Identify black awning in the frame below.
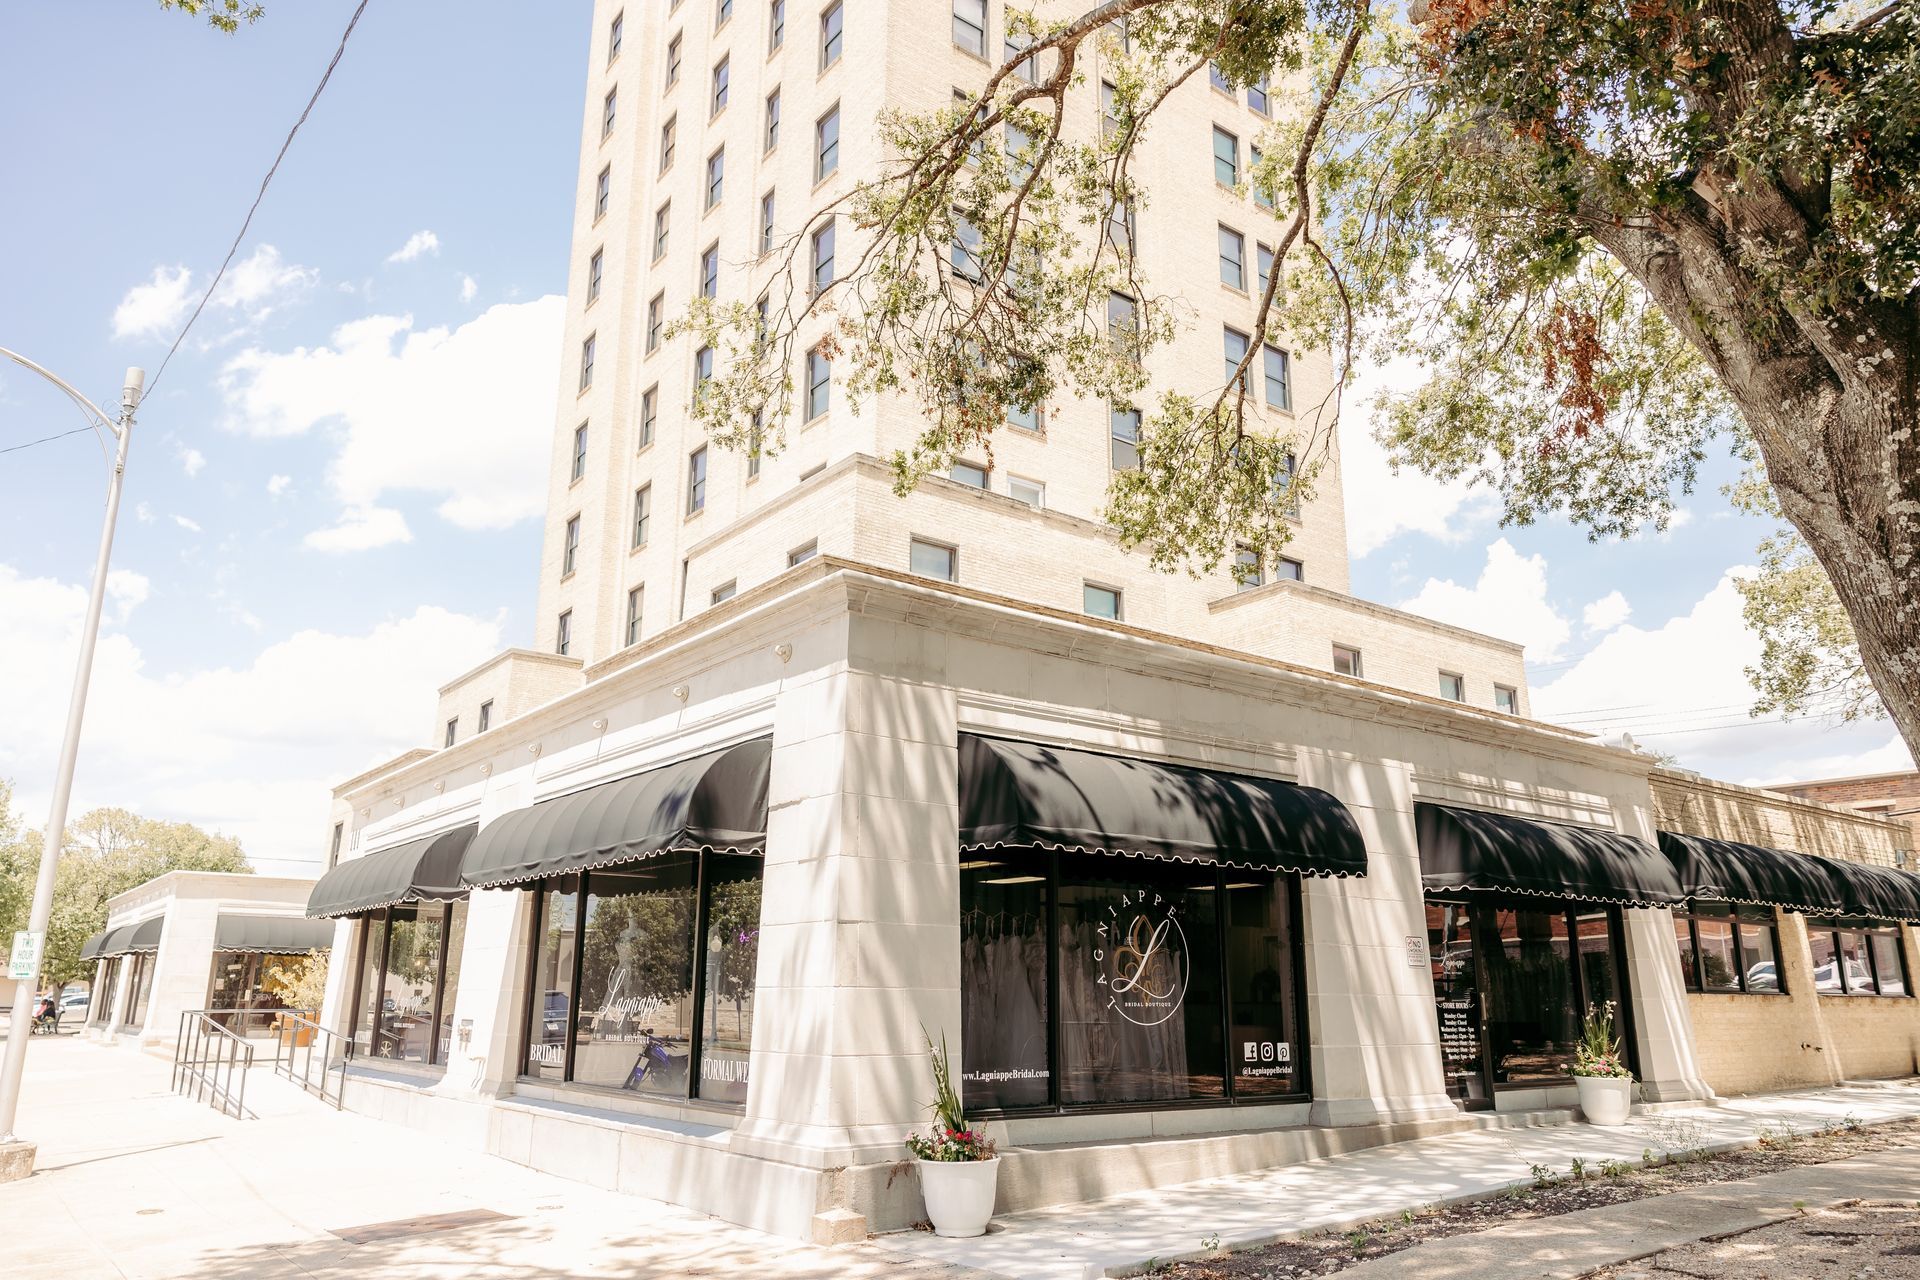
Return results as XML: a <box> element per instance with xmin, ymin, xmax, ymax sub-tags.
<box><xmin>96</xmin><ymin>925</ymin><xmax>136</xmax><ymax>957</ymax></box>
<box><xmin>957</xmin><ymin>734</ymin><xmax>1368</xmax><ymax>878</ymax></box>
<box><xmin>79</xmin><ymin>930</ymin><xmax>109</xmax><ymax>961</ymax></box>
<box><xmin>1416</xmin><ymin>802</ymin><xmax>1683</xmax><ymax>907</ymax></box>
<box><xmin>214</xmin><ymin>914</ymin><xmax>337</xmax><ymax>954</ymax></box>
<box><xmin>460</xmin><ymin>738</ymin><xmax>772</xmax><ymax>890</ymax></box>
<box><xmin>1657</xmin><ymin>831</ymin><xmax>1850</xmax><ymax>916</ymax></box>
<box><xmin>306</xmin><ymin>823</ymin><xmax>478</xmax><ymax>919</ymax></box>
<box><xmin>1829</xmin><ymin>859</ymin><xmax>1920</xmax><ymax>923</ymax></box>
<box><xmin>124</xmin><ymin>917</ymin><xmax>165</xmax><ymax>954</ymax></box>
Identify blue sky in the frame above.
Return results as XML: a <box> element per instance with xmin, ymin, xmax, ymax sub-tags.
<box><xmin>0</xmin><ymin>3</ymin><xmax>1909</xmax><ymax>874</ymax></box>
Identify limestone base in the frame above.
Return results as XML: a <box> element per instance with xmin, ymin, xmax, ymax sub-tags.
<box><xmin>0</xmin><ymin>1139</ymin><xmax>36</xmax><ymax>1182</ymax></box>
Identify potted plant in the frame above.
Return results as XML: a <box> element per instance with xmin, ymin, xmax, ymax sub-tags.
<box><xmin>906</xmin><ymin>1031</ymin><xmax>999</xmax><ymax>1238</ymax></box>
<box><xmin>1568</xmin><ymin>1000</ymin><xmax>1633</xmax><ymax>1125</ymax></box>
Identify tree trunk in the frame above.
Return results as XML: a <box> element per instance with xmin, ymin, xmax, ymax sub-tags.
<box><xmin>1592</xmin><ymin>210</ymin><xmax>1920</xmax><ymax>764</ymax></box>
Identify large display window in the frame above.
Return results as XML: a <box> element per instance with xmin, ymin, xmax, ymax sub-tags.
<box><xmin>959</xmin><ymin>848</ymin><xmax>1306</xmax><ymax>1116</ymax></box>
<box><xmin>1807</xmin><ymin>918</ymin><xmax>1912</xmax><ymax>996</ymax></box>
<box><xmin>348</xmin><ymin>899</ymin><xmax>468</xmax><ymax>1066</ymax></box>
<box><xmin>1672</xmin><ymin>902</ymin><xmax>1783</xmax><ymax>993</ymax></box>
<box><xmin>519</xmin><ymin>850</ymin><xmax>762</xmax><ymax>1106</ymax></box>
<box><xmin>1425</xmin><ymin>897</ymin><xmax>1631</xmax><ymax>1108</ymax></box>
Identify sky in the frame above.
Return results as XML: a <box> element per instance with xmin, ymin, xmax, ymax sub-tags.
<box><xmin>0</xmin><ymin>3</ymin><xmax>1910</xmax><ymax>876</ymax></box>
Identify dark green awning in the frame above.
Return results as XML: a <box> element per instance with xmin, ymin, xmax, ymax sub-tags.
<box><xmin>214</xmin><ymin>914</ymin><xmax>337</xmax><ymax>954</ymax></box>
<box><xmin>119</xmin><ymin>917</ymin><xmax>165</xmax><ymax>954</ymax></box>
<box><xmin>958</xmin><ymin>734</ymin><xmax>1369</xmax><ymax>878</ymax></box>
<box><xmin>1657</xmin><ymin>831</ymin><xmax>1849</xmax><ymax>916</ymax></box>
<box><xmin>79</xmin><ymin>930</ymin><xmax>109</xmax><ymax>961</ymax></box>
<box><xmin>95</xmin><ymin>924</ymin><xmax>137</xmax><ymax>957</ymax></box>
<box><xmin>306</xmin><ymin>823</ymin><xmax>478</xmax><ymax>918</ymax></box>
<box><xmin>460</xmin><ymin>738</ymin><xmax>772</xmax><ymax>890</ymax></box>
<box><xmin>1828</xmin><ymin>858</ymin><xmax>1920</xmax><ymax>923</ymax></box>
<box><xmin>1417</xmin><ymin>802</ymin><xmax>1683</xmax><ymax>907</ymax></box>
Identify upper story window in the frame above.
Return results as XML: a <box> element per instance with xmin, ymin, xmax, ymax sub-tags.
<box><xmin>712</xmin><ymin>56</ymin><xmax>730</xmax><ymax>116</ymax></box>
<box><xmin>820</xmin><ymin>0</ymin><xmax>843</xmax><ymax>69</ymax></box>
<box><xmin>587</xmin><ymin>249</ymin><xmax>604</xmax><ymax>304</ymax></box>
<box><xmin>949</xmin><ymin>461</ymin><xmax>988</xmax><ymax>489</ymax></box>
<box><xmin>609</xmin><ymin>10</ymin><xmax>623</xmax><ymax>61</ymax></box>
<box><xmin>571</xmin><ymin>423</ymin><xmax>589</xmax><ymax>481</ymax></box>
<box><xmin>329</xmin><ymin>821</ymin><xmax>344</xmax><ymax>870</ymax></box>
<box><xmin>1233</xmin><ymin>546</ymin><xmax>1262</xmax><ymax>590</ymax></box>
<box><xmin>1218</xmin><ymin>225</ymin><xmax>1245</xmax><ymax>290</ymax></box>
<box><xmin>1674</xmin><ymin>903</ymin><xmax>1783</xmax><ymax>994</ymax></box>
<box><xmin>1332</xmin><ymin>644</ymin><xmax>1362</xmax><ymax>678</ymax></box>
<box><xmin>760</xmin><ymin>191</ymin><xmax>777</xmax><ymax>255</ymax></box>
<box><xmin>647</xmin><ymin>292</ymin><xmax>665</xmax><ymax>352</ymax></box>
<box><xmin>711</xmin><ymin>579</ymin><xmax>738</xmax><ymax>605</ymax></box>
<box><xmin>579</xmin><ymin>333</ymin><xmax>596</xmax><ymax>391</ymax></box>
<box><xmin>910</xmin><ymin>537</ymin><xmax>956</xmax><ymax>582</ymax></box>
<box><xmin>445</xmin><ymin>717</ymin><xmax>458</xmax><ymax>748</ymax></box>
<box><xmin>1105</xmin><ymin>197</ymin><xmax>1135</xmax><ymax>256</ymax></box>
<box><xmin>1275</xmin><ymin>556</ymin><xmax>1303</xmax><ymax>580</ymax></box>
<box><xmin>717</xmin><ymin>0</ymin><xmax>733</xmax><ymax>29</ymax></box>
<box><xmin>764</xmin><ymin>88</ymin><xmax>781</xmax><ymax>151</ymax></box>
<box><xmin>788</xmin><ymin>540</ymin><xmax>819</xmax><ymax>566</ymax></box>
<box><xmin>688</xmin><ymin>447</ymin><xmax>709</xmax><ymax>514</ymax></box>
<box><xmin>1106</xmin><ymin>291</ymin><xmax>1138</xmax><ymax>355</ymax></box>
<box><xmin>595</xmin><ymin>165</ymin><xmax>611</xmax><ymax>219</ymax></box>
<box><xmin>1083</xmin><ymin>583</ymin><xmax>1122</xmax><ymax>620</ymax></box>
<box><xmin>1008</xmin><ymin>475</ymin><xmax>1044</xmax><ymax>508</ymax></box>
<box><xmin>603</xmin><ymin>87</ymin><xmax>618</xmax><ymax>138</ymax></box>
<box><xmin>953</xmin><ymin>0</ymin><xmax>985</xmax><ymax>55</ymax></box>
<box><xmin>700</xmin><ymin>244</ymin><xmax>720</xmax><ymax>298</ymax></box>
<box><xmin>815</xmin><ymin>105</ymin><xmax>840</xmax><ymax>180</ymax></box>
<box><xmin>1263</xmin><ymin>345</ymin><xmax>1292</xmax><ymax>410</ymax></box>
<box><xmin>706</xmin><ymin>147</ymin><xmax>726</xmax><ymax>208</ymax></box>
<box><xmin>805</xmin><ymin>346</ymin><xmax>831</xmax><ymax>420</ymax></box>
<box><xmin>667</xmin><ymin>33</ymin><xmax>683</xmax><ymax>85</ymax></box>
<box><xmin>950</xmin><ymin>213</ymin><xmax>983</xmax><ymax>282</ymax></box>
<box><xmin>625</xmin><ymin>586</ymin><xmax>644</xmax><ymax>646</ymax></box>
<box><xmin>1006</xmin><ymin>32</ymin><xmax>1038</xmax><ymax>83</ymax></box>
<box><xmin>563</xmin><ymin>515</ymin><xmax>581</xmax><ymax>576</ymax></box>
<box><xmin>1495</xmin><ymin>684</ymin><xmax>1519</xmax><ymax>714</ymax></box>
<box><xmin>556</xmin><ymin>609</ymin><xmax>573</xmax><ymax>657</ymax></box>
<box><xmin>653</xmin><ymin>201</ymin><xmax>671</xmax><ymax>260</ymax></box>
<box><xmin>1100</xmin><ymin>80</ymin><xmax>1121</xmax><ymax>141</ymax></box>
<box><xmin>1110</xmin><ymin>403</ymin><xmax>1140</xmax><ymax>470</ymax></box>
<box><xmin>810</xmin><ymin>218</ymin><xmax>836</xmax><ymax>292</ymax></box>
<box><xmin>1248</xmin><ymin>75</ymin><xmax>1270</xmax><ymax>115</ymax></box>
<box><xmin>478</xmin><ymin>700</ymin><xmax>492</xmax><ymax>733</ymax></box>
<box><xmin>660</xmin><ymin>116</ymin><xmax>677</xmax><ymax>172</ymax></box>
<box><xmin>1438</xmin><ymin>671</ymin><xmax>1465</xmax><ymax>701</ymax></box>
<box><xmin>694</xmin><ymin>345</ymin><xmax>715</xmax><ymax>402</ymax></box>
<box><xmin>1005</xmin><ymin>400</ymin><xmax>1041</xmax><ymax>433</ymax></box>
<box><xmin>633</xmin><ymin>483</ymin><xmax>653</xmax><ymax>547</ymax></box>
<box><xmin>1208</xmin><ymin>61</ymin><xmax>1230</xmax><ymax>93</ymax></box>
<box><xmin>640</xmin><ymin>385</ymin><xmax>658</xmax><ymax>447</ymax></box>
<box><xmin>1223</xmin><ymin>327</ymin><xmax>1250</xmax><ymax>391</ymax></box>
<box><xmin>769</xmin><ymin>0</ymin><xmax>785</xmax><ymax>48</ymax></box>
<box><xmin>1251</xmin><ymin>143</ymin><xmax>1273</xmax><ymax>208</ymax></box>
<box><xmin>1257</xmin><ymin>242</ymin><xmax>1274</xmax><ymax>296</ymax></box>
<box><xmin>1213</xmin><ymin>126</ymin><xmax>1239</xmax><ymax>186</ymax></box>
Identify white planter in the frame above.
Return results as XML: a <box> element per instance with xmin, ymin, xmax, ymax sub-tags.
<box><xmin>919</xmin><ymin>1156</ymin><xmax>1000</xmax><ymax>1237</ymax></box>
<box><xmin>1574</xmin><ymin>1074</ymin><xmax>1633</xmax><ymax>1126</ymax></box>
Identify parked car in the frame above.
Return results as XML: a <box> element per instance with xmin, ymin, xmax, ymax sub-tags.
<box><xmin>59</xmin><ymin>991</ymin><xmax>90</xmax><ymax>1013</ymax></box>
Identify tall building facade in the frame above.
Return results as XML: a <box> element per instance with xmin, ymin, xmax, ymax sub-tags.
<box><xmin>512</xmin><ymin>0</ymin><xmax>1527</xmax><ymax>713</ymax></box>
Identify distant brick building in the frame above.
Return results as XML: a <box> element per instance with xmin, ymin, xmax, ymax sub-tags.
<box><xmin>1772</xmin><ymin>771</ymin><xmax>1920</xmax><ymax>863</ymax></box>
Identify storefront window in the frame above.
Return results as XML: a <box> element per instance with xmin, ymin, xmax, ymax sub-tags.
<box><xmin>699</xmin><ymin>853</ymin><xmax>762</xmax><ymax>1104</ymax></box>
<box><xmin>521</xmin><ymin>852</ymin><xmax>763</xmax><ymax>1105</ymax></box>
<box><xmin>91</xmin><ymin>959</ymin><xmax>119</xmax><ymax>1024</ymax></box>
<box><xmin>526</xmin><ymin>878</ymin><xmax>580</xmax><ymax>1082</ymax></box>
<box><xmin>959</xmin><ymin>849</ymin><xmax>1304</xmax><ymax>1115</ymax></box>
<box><xmin>1806</xmin><ymin>918</ymin><xmax>1909</xmax><ymax>996</ymax></box>
<box><xmin>350</xmin><ymin>900</ymin><xmax>468</xmax><ymax>1066</ymax></box>
<box><xmin>1672</xmin><ymin>903</ymin><xmax>1784</xmax><ymax>994</ymax></box>
<box><xmin>1480</xmin><ymin>907</ymin><xmax>1579</xmax><ymax>1083</ymax></box>
<box><xmin>1427</xmin><ymin>903</ymin><xmax>1488</xmax><ymax>1108</ymax></box>
<box><xmin>127</xmin><ymin>953</ymin><xmax>157</xmax><ymax>1028</ymax></box>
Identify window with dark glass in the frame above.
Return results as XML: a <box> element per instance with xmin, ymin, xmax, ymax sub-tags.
<box><xmin>1110</xmin><ymin>403</ymin><xmax>1140</xmax><ymax>470</ymax></box>
<box><xmin>595</xmin><ymin>164</ymin><xmax>611</xmax><ymax>219</ymax></box>
<box><xmin>764</xmin><ymin>88</ymin><xmax>781</xmax><ymax>151</ymax></box>
<box><xmin>711</xmin><ymin>56</ymin><xmax>730</xmax><ymax>116</ymax></box>
<box><xmin>815</xmin><ymin>104</ymin><xmax>840</xmax><ymax>178</ymax></box>
<box><xmin>520</xmin><ymin>852</ymin><xmax>762</xmax><ymax>1104</ymax></box>
<box><xmin>1263</xmin><ymin>345</ymin><xmax>1291</xmax><ymax>410</ymax></box>
<box><xmin>579</xmin><ymin>334</ymin><xmax>596</xmax><ymax>391</ymax></box>
<box><xmin>1806</xmin><ymin>918</ymin><xmax>1910</xmax><ymax>996</ymax></box>
<box><xmin>1218</xmin><ymin>225</ymin><xmax>1245</xmax><ymax>290</ymax></box>
<box><xmin>1332</xmin><ymin>644</ymin><xmax>1361</xmax><ymax>677</ymax></box>
<box><xmin>819</xmin><ymin>1</ymin><xmax>842</xmax><ymax>69</ymax></box>
<box><xmin>445</xmin><ymin>717</ymin><xmax>458</xmax><ymax>748</ymax></box>
<box><xmin>1213</xmin><ymin>126</ymin><xmax>1238</xmax><ymax>185</ymax></box>
<box><xmin>1674</xmin><ymin>902</ymin><xmax>1783</xmax><ymax>993</ymax></box>
<box><xmin>478</xmin><ymin>700</ymin><xmax>492</xmax><ymax>733</ymax></box>
<box><xmin>953</xmin><ymin>0</ymin><xmax>985</xmax><ymax>52</ymax></box>
<box><xmin>572</xmin><ymin>422</ymin><xmax>589</xmax><ymax>480</ymax></box>
<box><xmin>1083</xmin><ymin>583</ymin><xmax>1121</xmax><ymax>620</ymax></box>
<box><xmin>603</xmin><ymin>86</ymin><xmax>618</xmax><ymax>137</ymax></box>
<box><xmin>960</xmin><ymin>851</ymin><xmax>1306</xmax><ymax>1114</ymax></box>
<box><xmin>667</xmin><ymin>32</ymin><xmax>683</xmax><ymax>85</ymax></box>
<box><xmin>556</xmin><ymin>609</ymin><xmax>572</xmax><ymax>656</ymax></box>
<box><xmin>706</xmin><ymin>147</ymin><xmax>725</xmax><ymax>208</ymax></box>
<box><xmin>769</xmin><ymin>0</ymin><xmax>785</xmax><ymax>47</ymax></box>
<box><xmin>1248</xmin><ymin>75</ymin><xmax>1269</xmax><ymax>115</ymax></box>
<box><xmin>587</xmin><ymin>249</ymin><xmax>604</xmax><ymax>304</ymax></box>
<box><xmin>609</xmin><ymin>10</ymin><xmax>623</xmax><ymax>60</ymax></box>
<box><xmin>349</xmin><ymin>900</ymin><xmax>469</xmax><ymax>1067</ymax></box>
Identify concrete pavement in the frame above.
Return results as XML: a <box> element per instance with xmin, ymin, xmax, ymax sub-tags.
<box><xmin>0</xmin><ymin>1036</ymin><xmax>981</xmax><ymax>1280</ymax></box>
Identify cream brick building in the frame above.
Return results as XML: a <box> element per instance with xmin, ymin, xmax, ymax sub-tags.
<box><xmin>304</xmin><ymin>0</ymin><xmax>1920</xmax><ymax>1245</ymax></box>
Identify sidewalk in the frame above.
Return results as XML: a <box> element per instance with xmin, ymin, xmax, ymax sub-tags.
<box><xmin>874</xmin><ymin>1080</ymin><xmax>1920</xmax><ymax>1279</ymax></box>
<box><xmin>0</xmin><ymin>1037</ymin><xmax>981</xmax><ymax>1280</ymax></box>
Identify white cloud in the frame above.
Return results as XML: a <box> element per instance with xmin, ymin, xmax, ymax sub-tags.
<box><xmin>304</xmin><ymin>505</ymin><xmax>412</xmax><ymax>553</ymax></box>
<box><xmin>134</xmin><ymin>502</ymin><xmax>155</xmax><ymax>524</ymax></box>
<box><xmin>112</xmin><ymin>265</ymin><xmax>194</xmax><ymax>340</ymax></box>
<box><xmin>1398</xmin><ymin>538</ymin><xmax>1572</xmax><ymax>662</ymax></box>
<box><xmin>387</xmin><ymin>230</ymin><xmax>441</xmax><ymax>264</ymax></box>
<box><xmin>0</xmin><ymin>562</ymin><xmax>501</xmax><ymax>868</ymax></box>
<box><xmin>172</xmin><ymin>514</ymin><xmax>203</xmax><ymax>533</ymax></box>
<box><xmin>1340</xmin><ymin>356</ymin><xmax>1499</xmax><ymax>558</ymax></box>
<box><xmin>1582</xmin><ymin>590</ymin><xmax>1632</xmax><ymax>633</ymax></box>
<box><xmin>177</xmin><ymin>445</ymin><xmax>206</xmax><ymax>478</ymax></box>
<box><xmin>266</xmin><ymin>473</ymin><xmax>292</xmax><ymax>498</ymax></box>
<box><xmin>220</xmin><ymin>297</ymin><xmax>565</xmax><ymax>531</ymax></box>
<box><xmin>105</xmin><ymin>570</ymin><xmax>150</xmax><ymax>623</ymax></box>
<box><xmin>459</xmin><ymin>274</ymin><xmax>478</xmax><ymax>303</ymax></box>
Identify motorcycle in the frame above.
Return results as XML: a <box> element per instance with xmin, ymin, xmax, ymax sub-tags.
<box><xmin>620</xmin><ymin>1028</ymin><xmax>688</xmax><ymax>1092</ymax></box>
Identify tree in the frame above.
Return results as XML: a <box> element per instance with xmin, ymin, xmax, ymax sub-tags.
<box><xmin>0</xmin><ymin>790</ymin><xmax>252</xmax><ymax>988</ymax></box>
<box><xmin>157</xmin><ymin>0</ymin><xmax>265</xmax><ymax>33</ymax></box>
<box><xmin>682</xmin><ymin>0</ymin><xmax>1920</xmax><ymax>759</ymax></box>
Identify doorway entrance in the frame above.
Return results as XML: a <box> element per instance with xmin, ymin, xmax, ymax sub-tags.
<box><xmin>1425</xmin><ymin>898</ymin><xmax>1635</xmax><ymax>1109</ymax></box>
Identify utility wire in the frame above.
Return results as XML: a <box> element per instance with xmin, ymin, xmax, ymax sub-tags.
<box><xmin>143</xmin><ymin>0</ymin><xmax>372</xmax><ymax>402</ymax></box>
<box><xmin>0</xmin><ymin>424</ymin><xmax>97</xmax><ymax>457</ymax></box>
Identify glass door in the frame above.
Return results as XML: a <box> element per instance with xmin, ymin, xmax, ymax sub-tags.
<box><xmin>1426</xmin><ymin>901</ymin><xmax>1491</xmax><ymax>1109</ymax></box>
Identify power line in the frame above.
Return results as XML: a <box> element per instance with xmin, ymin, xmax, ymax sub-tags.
<box><xmin>143</xmin><ymin>0</ymin><xmax>372</xmax><ymax>402</ymax></box>
<box><xmin>0</xmin><ymin>424</ymin><xmax>96</xmax><ymax>457</ymax></box>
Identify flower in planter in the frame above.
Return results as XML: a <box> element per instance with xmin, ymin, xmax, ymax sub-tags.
<box><xmin>1568</xmin><ymin>1000</ymin><xmax>1632</xmax><ymax>1079</ymax></box>
<box><xmin>904</xmin><ymin>1031</ymin><xmax>997</xmax><ymax>1162</ymax></box>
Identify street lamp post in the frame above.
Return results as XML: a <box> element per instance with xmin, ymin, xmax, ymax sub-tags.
<box><xmin>0</xmin><ymin>349</ymin><xmax>143</xmax><ymax>1170</ymax></box>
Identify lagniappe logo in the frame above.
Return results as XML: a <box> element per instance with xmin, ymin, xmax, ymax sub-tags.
<box><xmin>1095</xmin><ymin>888</ymin><xmax>1187</xmax><ymax>1027</ymax></box>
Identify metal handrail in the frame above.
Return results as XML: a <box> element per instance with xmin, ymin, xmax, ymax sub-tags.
<box><xmin>269</xmin><ymin>1011</ymin><xmax>349</xmax><ymax>1109</ymax></box>
<box><xmin>171</xmin><ymin>1009</ymin><xmax>256</xmax><ymax>1120</ymax></box>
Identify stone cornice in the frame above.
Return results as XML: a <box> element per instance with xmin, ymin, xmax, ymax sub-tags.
<box><xmin>1207</xmin><ymin>577</ymin><xmax>1526</xmax><ymax>655</ymax></box>
<box><xmin>437</xmin><ymin>646</ymin><xmax>583</xmax><ymax>696</ymax></box>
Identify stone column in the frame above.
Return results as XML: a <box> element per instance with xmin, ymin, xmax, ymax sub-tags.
<box><xmin>1616</xmin><ymin>802</ymin><xmax>1714</xmax><ymax>1102</ymax></box>
<box><xmin>438</xmin><ymin>774</ymin><xmax>538</xmax><ymax>1098</ymax></box>
<box><xmin>1298</xmin><ymin>755</ymin><xmax>1458</xmax><ymax>1126</ymax></box>
<box><xmin>319</xmin><ymin>918</ymin><xmax>358</xmax><ymax>1039</ymax></box>
<box><xmin>731</xmin><ymin>667</ymin><xmax>962</xmax><ymax>1237</ymax></box>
